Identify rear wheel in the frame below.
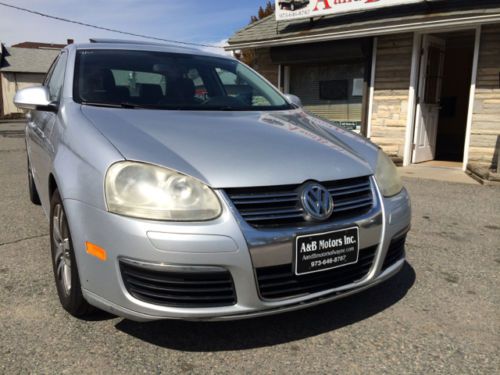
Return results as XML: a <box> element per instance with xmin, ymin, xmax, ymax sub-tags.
<box><xmin>50</xmin><ymin>189</ymin><xmax>95</xmax><ymax>317</ymax></box>
<box><xmin>27</xmin><ymin>157</ymin><xmax>41</xmax><ymax>205</ymax></box>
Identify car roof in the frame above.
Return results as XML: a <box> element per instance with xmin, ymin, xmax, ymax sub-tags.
<box><xmin>64</xmin><ymin>38</ymin><xmax>233</xmax><ymax>60</ymax></box>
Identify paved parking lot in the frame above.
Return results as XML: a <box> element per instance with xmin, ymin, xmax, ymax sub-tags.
<box><xmin>1</xmin><ymin>123</ymin><xmax>499</xmax><ymax>374</ymax></box>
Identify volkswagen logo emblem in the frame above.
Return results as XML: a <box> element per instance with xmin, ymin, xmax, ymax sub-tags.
<box><xmin>300</xmin><ymin>182</ymin><xmax>334</xmax><ymax>221</ymax></box>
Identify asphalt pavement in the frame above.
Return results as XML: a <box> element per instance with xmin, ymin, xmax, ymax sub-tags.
<box><xmin>0</xmin><ymin>122</ymin><xmax>499</xmax><ymax>374</ymax></box>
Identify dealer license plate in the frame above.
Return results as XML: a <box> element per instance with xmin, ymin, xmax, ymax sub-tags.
<box><xmin>294</xmin><ymin>227</ymin><xmax>359</xmax><ymax>276</ymax></box>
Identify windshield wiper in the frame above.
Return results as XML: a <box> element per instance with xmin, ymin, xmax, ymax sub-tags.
<box><xmin>80</xmin><ymin>101</ymin><xmax>156</xmax><ymax>109</ymax></box>
<box><xmin>80</xmin><ymin>102</ymin><xmax>278</xmax><ymax>111</ymax></box>
<box><xmin>118</xmin><ymin>102</ymin><xmax>169</xmax><ymax>109</ymax></box>
<box><xmin>80</xmin><ymin>101</ymin><xmax>125</xmax><ymax>108</ymax></box>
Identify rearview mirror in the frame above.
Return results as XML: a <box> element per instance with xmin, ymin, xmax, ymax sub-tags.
<box><xmin>14</xmin><ymin>86</ymin><xmax>57</xmax><ymax>112</ymax></box>
<box><xmin>284</xmin><ymin>94</ymin><xmax>302</xmax><ymax>108</ymax></box>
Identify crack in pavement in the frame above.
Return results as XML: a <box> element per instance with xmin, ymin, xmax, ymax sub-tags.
<box><xmin>0</xmin><ymin>234</ymin><xmax>49</xmax><ymax>248</ymax></box>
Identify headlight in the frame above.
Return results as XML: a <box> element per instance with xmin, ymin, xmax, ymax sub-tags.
<box><xmin>375</xmin><ymin>150</ymin><xmax>403</xmax><ymax>197</ymax></box>
<box><xmin>105</xmin><ymin>162</ymin><xmax>222</xmax><ymax>221</ymax></box>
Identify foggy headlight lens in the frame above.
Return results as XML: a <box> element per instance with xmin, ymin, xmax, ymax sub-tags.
<box><xmin>375</xmin><ymin>150</ymin><xmax>403</xmax><ymax>197</ymax></box>
<box><xmin>105</xmin><ymin>162</ymin><xmax>222</xmax><ymax>221</ymax></box>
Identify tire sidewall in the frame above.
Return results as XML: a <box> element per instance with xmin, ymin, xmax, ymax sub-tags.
<box><xmin>50</xmin><ymin>190</ymin><xmax>86</xmax><ymax>313</ymax></box>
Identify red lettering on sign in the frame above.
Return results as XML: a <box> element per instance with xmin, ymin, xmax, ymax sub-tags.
<box><xmin>313</xmin><ymin>0</ymin><xmax>331</xmax><ymax>11</ymax></box>
<box><xmin>313</xmin><ymin>0</ymin><xmax>381</xmax><ymax>13</ymax></box>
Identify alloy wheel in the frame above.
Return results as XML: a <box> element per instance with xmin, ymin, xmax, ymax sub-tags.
<box><xmin>52</xmin><ymin>203</ymin><xmax>72</xmax><ymax>295</ymax></box>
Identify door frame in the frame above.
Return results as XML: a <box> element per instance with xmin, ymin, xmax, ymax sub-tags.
<box><xmin>403</xmin><ymin>26</ymin><xmax>482</xmax><ymax>170</ymax></box>
<box><xmin>412</xmin><ymin>34</ymin><xmax>446</xmax><ymax>164</ymax></box>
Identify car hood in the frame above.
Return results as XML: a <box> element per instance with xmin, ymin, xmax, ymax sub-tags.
<box><xmin>81</xmin><ymin>106</ymin><xmax>377</xmax><ymax>188</ymax></box>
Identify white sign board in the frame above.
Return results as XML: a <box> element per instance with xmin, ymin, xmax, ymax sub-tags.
<box><xmin>276</xmin><ymin>0</ymin><xmax>426</xmax><ymax>22</ymax></box>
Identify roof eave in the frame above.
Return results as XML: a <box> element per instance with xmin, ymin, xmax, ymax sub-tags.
<box><xmin>0</xmin><ymin>69</ymin><xmax>48</xmax><ymax>74</ymax></box>
<box><xmin>226</xmin><ymin>11</ymin><xmax>500</xmax><ymax>51</ymax></box>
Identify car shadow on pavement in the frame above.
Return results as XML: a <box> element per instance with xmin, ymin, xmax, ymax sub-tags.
<box><xmin>115</xmin><ymin>262</ymin><xmax>416</xmax><ymax>351</ymax></box>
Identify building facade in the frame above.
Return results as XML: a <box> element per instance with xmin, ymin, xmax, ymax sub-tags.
<box><xmin>0</xmin><ymin>44</ymin><xmax>60</xmax><ymax>117</ymax></box>
<box><xmin>226</xmin><ymin>0</ymin><xmax>500</xmax><ymax>172</ymax></box>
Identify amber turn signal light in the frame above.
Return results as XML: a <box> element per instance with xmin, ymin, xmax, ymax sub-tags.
<box><xmin>85</xmin><ymin>242</ymin><xmax>107</xmax><ymax>261</ymax></box>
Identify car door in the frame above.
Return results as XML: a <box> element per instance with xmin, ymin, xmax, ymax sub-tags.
<box><xmin>27</xmin><ymin>51</ymin><xmax>68</xmax><ymax>206</ymax></box>
<box><xmin>26</xmin><ymin>55</ymin><xmax>57</xmax><ymax>188</ymax></box>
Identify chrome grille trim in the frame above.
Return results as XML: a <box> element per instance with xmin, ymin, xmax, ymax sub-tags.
<box><xmin>225</xmin><ymin>176</ymin><xmax>374</xmax><ymax>228</ymax></box>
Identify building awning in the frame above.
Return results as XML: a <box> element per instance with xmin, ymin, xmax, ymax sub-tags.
<box><xmin>270</xmin><ymin>38</ymin><xmax>371</xmax><ymax>64</ymax></box>
<box><xmin>226</xmin><ymin>0</ymin><xmax>500</xmax><ymax>50</ymax></box>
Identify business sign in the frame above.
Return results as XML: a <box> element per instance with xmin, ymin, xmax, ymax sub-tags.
<box><xmin>275</xmin><ymin>0</ymin><xmax>426</xmax><ymax>21</ymax></box>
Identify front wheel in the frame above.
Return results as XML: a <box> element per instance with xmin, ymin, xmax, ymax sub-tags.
<box><xmin>50</xmin><ymin>189</ymin><xmax>95</xmax><ymax>318</ymax></box>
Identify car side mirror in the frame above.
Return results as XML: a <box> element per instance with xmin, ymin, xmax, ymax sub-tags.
<box><xmin>284</xmin><ymin>94</ymin><xmax>302</xmax><ymax>108</ymax></box>
<box><xmin>14</xmin><ymin>86</ymin><xmax>58</xmax><ymax>113</ymax></box>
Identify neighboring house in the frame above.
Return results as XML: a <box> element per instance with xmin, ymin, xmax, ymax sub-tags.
<box><xmin>0</xmin><ymin>43</ymin><xmax>61</xmax><ymax>117</ymax></box>
<box><xmin>226</xmin><ymin>0</ymin><xmax>500</xmax><ymax>172</ymax></box>
<box><xmin>11</xmin><ymin>41</ymin><xmax>67</xmax><ymax>49</ymax></box>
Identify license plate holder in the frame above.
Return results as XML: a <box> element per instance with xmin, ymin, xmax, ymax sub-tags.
<box><xmin>294</xmin><ymin>227</ymin><xmax>359</xmax><ymax>276</ymax></box>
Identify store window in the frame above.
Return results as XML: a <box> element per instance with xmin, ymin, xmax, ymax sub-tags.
<box><xmin>289</xmin><ymin>62</ymin><xmax>365</xmax><ymax>133</ymax></box>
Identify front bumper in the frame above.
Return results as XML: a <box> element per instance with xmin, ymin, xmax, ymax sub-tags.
<box><xmin>63</xmin><ymin>183</ymin><xmax>411</xmax><ymax>322</ymax></box>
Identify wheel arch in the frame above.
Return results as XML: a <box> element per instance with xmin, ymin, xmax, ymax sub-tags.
<box><xmin>49</xmin><ymin>173</ymin><xmax>59</xmax><ymax>201</ymax></box>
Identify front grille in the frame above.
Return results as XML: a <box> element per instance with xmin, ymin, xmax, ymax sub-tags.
<box><xmin>256</xmin><ymin>245</ymin><xmax>377</xmax><ymax>300</ymax></box>
<box><xmin>225</xmin><ymin>176</ymin><xmax>374</xmax><ymax>228</ymax></box>
<box><xmin>120</xmin><ymin>261</ymin><xmax>236</xmax><ymax>308</ymax></box>
<box><xmin>382</xmin><ymin>235</ymin><xmax>406</xmax><ymax>271</ymax></box>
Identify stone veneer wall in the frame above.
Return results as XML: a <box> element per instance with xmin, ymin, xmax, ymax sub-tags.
<box><xmin>469</xmin><ymin>24</ymin><xmax>500</xmax><ymax>169</ymax></box>
<box><xmin>370</xmin><ymin>33</ymin><xmax>413</xmax><ymax>158</ymax></box>
<box><xmin>251</xmin><ymin>48</ymin><xmax>279</xmax><ymax>87</ymax></box>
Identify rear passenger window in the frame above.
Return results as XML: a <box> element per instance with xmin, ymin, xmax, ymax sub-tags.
<box><xmin>112</xmin><ymin>70</ymin><xmax>166</xmax><ymax>97</ymax></box>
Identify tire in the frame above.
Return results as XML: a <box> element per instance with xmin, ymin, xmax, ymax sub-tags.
<box><xmin>27</xmin><ymin>157</ymin><xmax>41</xmax><ymax>205</ymax></box>
<box><xmin>50</xmin><ymin>189</ymin><xmax>95</xmax><ymax>317</ymax></box>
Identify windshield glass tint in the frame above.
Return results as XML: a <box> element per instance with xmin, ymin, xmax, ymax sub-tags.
<box><xmin>73</xmin><ymin>49</ymin><xmax>292</xmax><ymax>111</ymax></box>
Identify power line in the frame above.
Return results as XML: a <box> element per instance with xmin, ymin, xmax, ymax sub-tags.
<box><xmin>0</xmin><ymin>1</ymin><xmax>223</xmax><ymax>49</ymax></box>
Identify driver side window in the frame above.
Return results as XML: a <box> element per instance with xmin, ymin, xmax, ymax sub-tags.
<box><xmin>46</xmin><ymin>52</ymin><xmax>68</xmax><ymax>102</ymax></box>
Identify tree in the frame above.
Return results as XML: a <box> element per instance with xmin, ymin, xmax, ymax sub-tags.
<box><xmin>239</xmin><ymin>1</ymin><xmax>275</xmax><ymax>67</ymax></box>
<box><xmin>251</xmin><ymin>1</ymin><xmax>274</xmax><ymax>24</ymax></box>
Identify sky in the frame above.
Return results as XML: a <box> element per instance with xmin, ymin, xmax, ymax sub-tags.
<box><xmin>0</xmin><ymin>0</ymin><xmax>270</xmax><ymax>53</ymax></box>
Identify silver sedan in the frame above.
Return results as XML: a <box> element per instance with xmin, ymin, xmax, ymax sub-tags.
<box><xmin>14</xmin><ymin>40</ymin><xmax>411</xmax><ymax>321</ymax></box>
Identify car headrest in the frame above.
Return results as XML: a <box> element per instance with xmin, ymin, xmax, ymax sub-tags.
<box><xmin>178</xmin><ymin>78</ymin><xmax>195</xmax><ymax>100</ymax></box>
<box><xmin>140</xmin><ymin>84</ymin><xmax>164</xmax><ymax>103</ymax></box>
<box><xmin>80</xmin><ymin>68</ymin><xmax>117</xmax><ymax>102</ymax></box>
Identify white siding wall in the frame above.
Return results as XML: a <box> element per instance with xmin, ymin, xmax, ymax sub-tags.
<box><xmin>1</xmin><ymin>72</ymin><xmax>45</xmax><ymax>115</ymax></box>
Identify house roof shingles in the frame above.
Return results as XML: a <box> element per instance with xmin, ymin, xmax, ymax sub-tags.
<box><xmin>0</xmin><ymin>47</ymin><xmax>60</xmax><ymax>73</ymax></box>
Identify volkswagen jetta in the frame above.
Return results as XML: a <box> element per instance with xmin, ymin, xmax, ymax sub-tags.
<box><xmin>14</xmin><ymin>39</ymin><xmax>411</xmax><ymax>321</ymax></box>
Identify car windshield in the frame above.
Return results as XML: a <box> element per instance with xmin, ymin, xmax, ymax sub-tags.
<box><xmin>73</xmin><ymin>49</ymin><xmax>293</xmax><ymax>111</ymax></box>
